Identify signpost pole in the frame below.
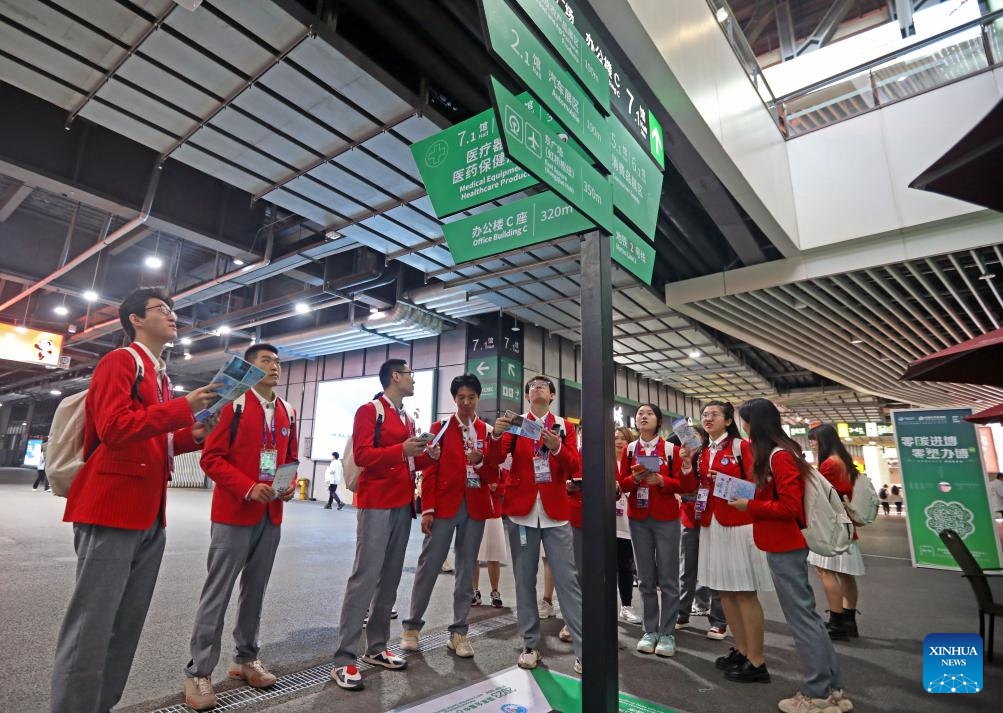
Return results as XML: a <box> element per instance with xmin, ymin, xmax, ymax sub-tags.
<box><xmin>579</xmin><ymin>229</ymin><xmax>617</xmax><ymax>713</ymax></box>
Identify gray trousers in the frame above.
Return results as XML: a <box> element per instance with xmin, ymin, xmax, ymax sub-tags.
<box><xmin>629</xmin><ymin>517</ymin><xmax>681</xmax><ymax>635</ymax></box>
<box><xmin>186</xmin><ymin>514</ymin><xmax>282</xmax><ymax>677</ymax></box>
<box><xmin>334</xmin><ymin>506</ymin><xmax>413</xmax><ymax>667</ymax></box>
<box><xmin>679</xmin><ymin>525</ymin><xmax>727</xmax><ymax>628</ymax></box>
<box><xmin>571</xmin><ymin>525</ymin><xmax>584</xmax><ymax>580</ymax></box>
<box><xmin>506</xmin><ymin>519</ymin><xmax>583</xmax><ymax>660</ymax></box>
<box><xmin>768</xmin><ymin>548</ymin><xmax>844</xmax><ymax>698</ymax></box>
<box><xmin>404</xmin><ymin>499</ymin><xmax>485</xmax><ymax>635</ymax></box>
<box><xmin>50</xmin><ymin>522</ymin><xmax>166</xmax><ymax>713</ymax></box>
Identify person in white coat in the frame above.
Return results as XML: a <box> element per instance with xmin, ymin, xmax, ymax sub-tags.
<box><xmin>990</xmin><ymin>473</ymin><xmax>1003</xmax><ymax>519</ymax></box>
<box><xmin>325</xmin><ymin>451</ymin><xmax>345</xmax><ymax>510</ymax></box>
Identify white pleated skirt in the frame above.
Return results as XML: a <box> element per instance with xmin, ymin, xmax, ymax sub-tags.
<box><xmin>807</xmin><ymin>540</ymin><xmax>865</xmax><ymax>576</ymax></box>
<box><xmin>478</xmin><ymin>516</ymin><xmax>509</xmax><ymax>563</ymax></box>
<box><xmin>697</xmin><ymin>519</ymin><xmax>774</xmax><ymax>592</ymax></box>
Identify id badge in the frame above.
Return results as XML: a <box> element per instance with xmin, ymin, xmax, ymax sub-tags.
<box><xmin>466</xmin><ymin>465</ymin><xmax>481</xmax><ymax>489</ymax></box>
<box><xmin>694</xmin><ymin>487</ymin><xmax>710</xmax><ymax>521</ymax></box>
<box><xmin>533</xmin><ymin>456</ymin><xmax>552</xmax><ymax>484</ymax></box>
<box><xmin>636</xmin><ymin>486</ymin><xmax>649</xmax><ymax>509</ymax></box>
<box><xmin>259</xmin><ymin>449</ymin><xmax>278</xmax><ymax>482</ymax></box>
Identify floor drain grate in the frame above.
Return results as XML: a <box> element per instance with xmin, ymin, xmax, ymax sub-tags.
<box><xmin>150</xmin><ymin>613</ymin><xmax>519</xmax><ymax>712</ymax></box>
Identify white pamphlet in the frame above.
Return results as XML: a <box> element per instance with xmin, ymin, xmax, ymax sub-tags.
<box><xmin>271</xmin><ymin>462</ymin><xmax>299</xmax><ymax>494</ymax></box>
<box><xmin>713</xmin><ymin>473</ymin><xmax>756</xmax><ymax>502</ymax></box>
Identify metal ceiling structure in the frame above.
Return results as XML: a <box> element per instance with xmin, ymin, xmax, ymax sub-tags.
<box><xmin>0</xmin><ymin>0</ymin><xmax>997</xmax><ymax>427</ymax></box>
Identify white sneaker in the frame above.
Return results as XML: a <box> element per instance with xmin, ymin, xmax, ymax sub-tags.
<box><xmin>573</xmin><ymin>658</ymin><xmax>582</xmax><ymax>674</ymax></box>
<box><xmin>400</xmin><ymin>629</ymin><xmax>419</xmax><ymax>652</ymax></box>
<box><xmin>517</xmin><ymin>647</ymin><xmax>541</xmax><ymax>669</ymax></box>
<box><xmin>828</xmin><ymin>690</ymin><xmax>854</xmax><ymax>712</ymax></box>
<box><xmin>441</xmin><ymin>558</ymin><xmax>454</xmax><ymax>573</ymax></box>
<box><xmin>558</xmin><ymin>624</ymin><xmax>572</xmax><ymax>642</ymax></box>
<box><xmin>636</xmin><ymin>632</ymin><xmax>659</xmax><ymax>654</ymax></box>
<box><xmin>538</xmin><ymin>599</ymin><xmax>556</xmax><ymax>618</ymax></box>
<box><xmin>183</xmin><ymin>676</ymin><xmax>218</xmax><ymax>711</ymax></box>
<box><xmin>777</xmin><ymin>692</ymin><xmax>841</xmax><ymax>713</ymax></box>
<box><xmin>447</xmin><ymin>632</ymin><xmax>474</xmax><ymax>658</ymax></box>
<box><xmin>619</xmin><ymin>605</ymin><xmax>641</xmax><ymax>624</ymax></box>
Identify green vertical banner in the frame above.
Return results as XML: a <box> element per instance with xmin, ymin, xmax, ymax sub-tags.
<box><xmin>892</xmin><ymin>408</ymin><xmax>1003</xmax><ymax>570</ymax></box>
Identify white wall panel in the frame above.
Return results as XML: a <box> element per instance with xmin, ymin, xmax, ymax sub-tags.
<box><xmin>622</xmin><ymin>0</ymin><xmax>799</xmax><ymax>249</ymax></box>
<box><xmin>438</xmin><ymin>328</ymin><xmax>466</xmax><ymax>366</ymax></box>
<box><xmin>523</xmin><ymin>327</ymin><xmax>543</xmax><ymax>374</ymax></box>
<box><xmin>436</xmin><ymin>364</ymin><xmax>464</xmax><ymax>420</ymax></box>
<box><xmin>410</xmin><ymin>337</ymin><xmax>438</xmax><ymax>369</ymax></box>
<box><xmin>364</xmin><ymin>346</ymin><xmax>386</xmax><ymax>374</ymax></box>
<box><xmin>342</xmin><ymin>350</ymin><xmax>364</xmax><ymax>377</ymax></box>
<box><xmin>788</xmin><ymin>111</ymin><xmax>899</xmax><ymax>248</ymax></box>
<box><xmin>882</xmin><ymin>73</ymin><xmax>998</xmax><ymax>226</ymax></box>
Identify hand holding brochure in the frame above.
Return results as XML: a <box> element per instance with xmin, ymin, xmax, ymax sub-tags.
<box><xmin>505</xmin><ymin>411</ymin><xmax>544</xmax><ymax>440</ymax></box>
<box><xmin>272</xmin><ymin>462</ymin><xmax>299</xmax><ymax>494</ymax></box>
<box><xmin>713</xmin><ymin>473</ymin><xmax>756</xmax><ymax>502</ymax></box>
<box><xmin>671</xmin><ymin>417</ymin><xmax>703</xmax><ymax>451</ymax></box>
<box><xmin>195</xmin><ymin>355</ymin><xmax>267</xmax><ymax>422</ymax></box>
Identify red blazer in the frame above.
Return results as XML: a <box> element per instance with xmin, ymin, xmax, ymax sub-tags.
<box><xmin>488</xmin><ymin>413</ymin><xmax>580</xmax><ymax>520</ymax></box>
<box><xmin>819</xmin><ymin>456</ymin><xmax>858</xmax><ymax>540</ymax></box>
<box><xmin>680</xmin><ymin>437</ymin><xmax>754</xmax><ymax>529</ymax></box>
<box><xmin>353</xmin><ymin>396</ymin><xmax>433</xmax><ymax>509</ymax></box>
<box><xmin>420</xmin><ymin>416</ymin><xmax>499</xmax><ymax>520</ymax></box>
<box><xmin>200</xmin><ymin>393</ymin><xmax>297</xmax><ymax>526</ymax></box>
<box><xmin>617</xmin><ymin>438</ymin><xmax>696</xmax><ymax>521</ymax></box>
<box><xmin>747</xmin><ymin>448</ymin><xmax>807</xmax><ymax>552</ymax></box>
<box><xmin>63</xmin><ymin>344</ymin><xmax>199</xmax><ymax>530</ymax></box>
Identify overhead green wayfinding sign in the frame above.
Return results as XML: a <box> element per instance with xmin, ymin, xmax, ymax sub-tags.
<box><xmin>611</xmin><ymin>216</ymin><xmax>655</xmax><ymax>285</ymax></box>
<box><xmin>482</xmin><ymin>0</ymin><xmax>611</xmax><ymax>171</ymax></box>
<box><xmin>608</xmin><ymin>112</ymin><xmax>663</xmax><ymax>239</ymax></box>
<box><xmin>442</xmin><ymin>190</ymin><xmax>594</xmax><ymax>264</ymax></box>
<box><xmin>410</xmin><ymin>106</ymin><xmax>538</xmax><ymax>218</ymax></box>
<box><xmin>509</xmin><ymin>0</ymin><xmax>609</xmax><ymax>112</ymax></box>
<box><xmin>491</xmin><ymin>77</ymin><xmax>614</xmax><ymax>233</ymax></box>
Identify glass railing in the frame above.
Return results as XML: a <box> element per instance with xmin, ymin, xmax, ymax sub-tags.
<box><xmin>707</xmin><ymin>2</ymin><xmax>1003</xmax><ymax>139</ymax></box>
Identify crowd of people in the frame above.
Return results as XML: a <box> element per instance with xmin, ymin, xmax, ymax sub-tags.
<box><xmin>49</xmin><ymin>286</ymin><xmax>873</xmax><ymax>713</ymax></box>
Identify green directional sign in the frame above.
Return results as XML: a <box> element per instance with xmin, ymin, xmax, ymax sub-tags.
<box><xmin>609</xmin><ymin>113</ymin><xmax>663</xmax><ymax>239</ymax></box>
<box><xmin>648</xmin><ymin>111</ymin><xmax>665</xmax><ymax>169</ymax></box>
<box><xmin>499</xmin><ymin>381</ymin><xmax>522</xmax><ymax>402</ymax></box>
<box><xmin>410</xmin><ymin>107</ymin><xmax>538</xmax><ymax>218</ymax></box>
<box><xmin>611</xmin><ymin>216</ymin><xmax>655</xmax><ymax>285</ymax></box>
<box><xmin>468</xmin><ymin>356</ymin><xmax>497</xmax><ymax>383</ymax></box>
<box><xmin>483</xmin><ymin>0</ymin><xmax>610</xmax><ymax>170</ymax></box>
<box><xmin>499</xmin><ymin>355</ymin><xmax>523</xmax><ymax>382</ymax></box>
<box><xmin>491</xmin><ymin>78</ymin><xmax>613</xmax><ymax>233</ymax></box>
<box><xmin>509</xmin><ymin>0</ymin><xmax>609</xmax><ymax>112</ymax></box>
<box><xmin>442</xmin><ymin>191</ymin><xmax>593</xmax><ymax>263</ymax></box>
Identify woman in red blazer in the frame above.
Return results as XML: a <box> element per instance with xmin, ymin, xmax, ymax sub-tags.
<box><xmin>807</xmin><ymin>424</ymin><xmax>864</xmax><ymax>641</ymax></box>
<box><xmin>693</xmin><ymin>401</ymin><xmax>772</xmax><ymax>683</ymax></box>
<box><xmin>730</xmin><ymin>398</ymin><xmax>852</xmax><ymax>713</ymax></box>
<box><xmin>617</xmin><ymin>404</ymin><xmax>695</xmax><ymax>658</ymax></box>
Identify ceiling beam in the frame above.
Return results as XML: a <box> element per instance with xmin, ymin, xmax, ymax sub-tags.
<box><xmin>796</xmin><ymin>0</ymin><xmax>857</xmax><ymax>56</ymax></box>
<box><xmin>0</xmin><ymin>180</ymin><xmax>32</xmax><ymax>222</ymax></box>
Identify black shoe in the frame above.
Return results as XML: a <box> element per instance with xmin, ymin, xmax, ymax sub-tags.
<box><xmin>826</xmin><ymin>611</ymin><xmax>850</xmax><ymax>641</ymax></box>
<box><xmin>724</xmin><ymin>659</ymin><xmax>771</xmax><ymax>683</ymax></box>
<box><xmin>324</xmin><ymin>504</ymin><xmax>332</xmax><ymax>509</ymax></box>
<box><xmin>843</xmin><ymin>608</ymin><xmax>859</xmax><ymax>638</ymax></box>
<box><xmin>715</xmin><ymin>647</ymin><xmax>747</xmax><ymax>670</ymax></box>
<box><xmin>337</xmin><ymin>503</ymin><xmax>345</xmax><ymax>510</ymax></box>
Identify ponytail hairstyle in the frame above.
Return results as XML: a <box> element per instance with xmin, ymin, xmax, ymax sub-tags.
<box><xmin>737</xmin><ymin>398</ymin><xmax>812</xmax><ymax>487</ymax></box>
<box><xmin>702</xmin><ymin>400</ymin><xmax>741</xmax><ymax>440</ymax></box>
<box><xmin>808</xmin><ymin>423</ymin><xmax>859</xmax><ymax>484</ymax></box>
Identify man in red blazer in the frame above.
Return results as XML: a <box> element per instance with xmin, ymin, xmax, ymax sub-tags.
<box><xmin>183</xmin><ymin>343</ymin><xmax>297</xmax><ymax>710</ymax></box>
<box><xmin>400</xmin><ymin>373</ymin><xmax>498</xmax><ymax>658</ymax></box>
<box><xmin>331</xmin><ymin>359</ymin><xmax>440</xmax><ymax>691</ymax></box>
<box><xmin>50</xmin><ymin>287</ymin><xmax>218</xmax><ymax>713</ymax></box>
<box><xmin>488</xmin><ymin>375</ymin><xmax>584</xmax><ymax>673</ymax></box>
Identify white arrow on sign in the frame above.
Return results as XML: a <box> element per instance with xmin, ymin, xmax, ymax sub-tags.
<box><xmin>507</xmin><ymin>362</ymin><xmax>517</xmax><ymax>376</ymax></box>
<box><xmin>476</xmin><ymin>361</ymin><xmax>490</xmax><ymax>376</ymax></box>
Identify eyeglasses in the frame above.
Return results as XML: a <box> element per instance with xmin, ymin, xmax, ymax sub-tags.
<box><xmin>143</xmin><ymin>304</ymin><xmax>176</xmax><ymax>316</ymax></box>
<box><xmin>527</xmin><ymin>380</ymin><xmax>551</xmax><ymax>390</ymax></box>
<box><xmin>395</xmin><ymin>369</ymin><xmax>414</xmax><ymax>376</ymax></box>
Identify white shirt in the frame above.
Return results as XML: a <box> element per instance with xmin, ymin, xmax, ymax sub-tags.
<box><xmin>249</xmin><ymin>388</ymin><xmax>277</xmax><ymax>430</ymax></box>
<box><xmin>506</xmin><ymin>411</ymin><xmax>568</xmax><ymax>530</ymax></box>
<box><xmin>990</xmin><ymin>478</ymin><xmax>1003</xmax><ymax>512</ymax></box>
<box><xmin>325</xmin><ymin>459</ymin><xmax>343</xmax><ymax>486</ymax></box>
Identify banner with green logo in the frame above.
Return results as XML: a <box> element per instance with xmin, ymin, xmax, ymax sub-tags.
<box><xmin>892</xmin><ymin>408</ymin><xmax>1002</xmax><ymax>570</ymax></box>
<box><xmin>394</xmin><ymin>665</ymin><xmax>680</xmax><ymax>712</ymax></box>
